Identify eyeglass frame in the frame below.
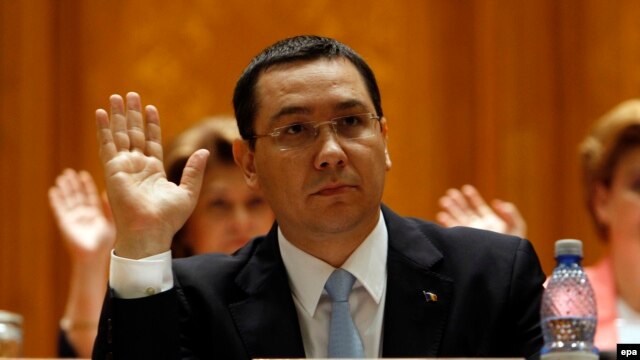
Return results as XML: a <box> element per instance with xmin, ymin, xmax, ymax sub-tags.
<box><xmin>251</xmin><ymin>112</ymin><xmax>382</xmax><ymax>150</ymax></box>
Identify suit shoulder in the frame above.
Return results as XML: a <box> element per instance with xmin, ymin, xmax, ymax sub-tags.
<box><xmin>406</xmin><ymin>216</ymin><xmax>533</xmax><ymax>258</ymax></box>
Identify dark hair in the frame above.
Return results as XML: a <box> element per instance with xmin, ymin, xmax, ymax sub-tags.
<box><xmin>233</xmin><ymin>35</ymin><xmax>383</xmax><ymax>148</ymax></box>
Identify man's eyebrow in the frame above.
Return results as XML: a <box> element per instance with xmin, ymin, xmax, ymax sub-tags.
<box><xmin>335</xmin><ymin>99</ymin><xmax>368</xmax><ymax>111</ymax></box>
<box><xmin>270</xmin><ymin>106</ymin><xmax>311</xmax><ymax>122</ymax></box>
<box><xmin>269</xmin><ymin>99</ymin><xmax>370</xmax><ymax>122</ymax></box>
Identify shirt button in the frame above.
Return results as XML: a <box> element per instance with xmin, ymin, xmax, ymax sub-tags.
<box><xmin>145</xmin><ymin>287</ymin><xmax>157</xmax><ymax>295</ymax></box>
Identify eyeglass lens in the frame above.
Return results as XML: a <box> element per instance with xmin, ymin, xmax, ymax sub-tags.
<box><xmin>275</xmin><ymin>113</ymin><xmax>378</xmax><ymax>149</ymax></box>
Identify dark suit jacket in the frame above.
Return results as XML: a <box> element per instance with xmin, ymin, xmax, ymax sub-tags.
<box><xmin>93</xmin><ymin>205</ymin><xmax>545</xmax><ymax>359</ymax></box>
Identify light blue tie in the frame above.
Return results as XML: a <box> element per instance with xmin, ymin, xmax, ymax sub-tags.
<box><xmin>325</xmin><ymin>268</ymin><xmax>365</xmax><ymax>358</ymax></box>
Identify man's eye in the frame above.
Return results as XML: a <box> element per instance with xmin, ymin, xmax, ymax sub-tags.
<box><xmin>341</xmin><ymin>115</ymin><xmax>362</xmax><ymax>127</ymax></box>
<box><xmin>284</xmin><ymin>124</ymin><xmax>306</xmax><ymax>135</ymax></box>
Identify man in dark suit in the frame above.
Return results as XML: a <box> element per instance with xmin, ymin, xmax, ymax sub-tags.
<box><xmin>92</xmin><ymin>35</ymin><xmax>545</xmax><ymax>359</ymax></box>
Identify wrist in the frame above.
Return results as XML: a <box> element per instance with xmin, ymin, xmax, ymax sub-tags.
<box><xmin>114</xmin><ymin>236</ymin><xmax>172</xmax><ymax>259</ymax></box>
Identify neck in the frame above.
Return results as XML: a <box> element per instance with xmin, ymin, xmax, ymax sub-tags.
<box><xmin>611</xmin><ymin>239</ymin><xmax>640</xmax><ymax>312</ymax></box>
<box><xmin>279</xmin><ymin>212</ymin><xmax>380</xmax><ymax>268</ymax></box>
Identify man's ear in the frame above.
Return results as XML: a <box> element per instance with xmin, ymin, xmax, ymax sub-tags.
<box><xmin>233</xmin><ymin>139</ymin><xmax>260</xmax><ymax>190</ymax></box>
<box><xmin>380</xmin><ymin>117</ymin><xmax>392</xmax><ymax>171</ymax></box>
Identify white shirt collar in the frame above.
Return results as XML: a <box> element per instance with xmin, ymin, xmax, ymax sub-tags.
<box><xmin>278</xmin><ymin>210</ymin><xmax>388</xmax><ymax>317</ymax></box>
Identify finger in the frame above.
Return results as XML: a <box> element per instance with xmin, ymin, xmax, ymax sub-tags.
<box><xmin>461</xmin><ymin>184</ymin><xmax>493</xmax><ymax>217</ymax></box>
<box><xmin>109</xmin><ymin>94</ymin><xmax>130</xmax><ymax>152</ymax></box>
<box><xmin>48</xmin><ymin>186</ymin><xmax>65</xmax><ymax>221</ymax></box>
<box><xmin>48</xmin><ymin>186</ymin><xmax>75</xmax><ymax>229</ymax></box>
<box><xmin>493</xmin><ymin>200</ymin><xmax>527</xmax><ymax>238</ymax></box>
<box><xmin>55</xmin><ymin>169</ymin><xmax>78</xmax><ymax>209</ymax></box>
<box><xmin>96</xmin><ymin>108</ymin><xmax>117</xmax><ymax>164</ymax></box>
<box><xmin>436</xmin><ymin>211</ymin><xmax>460</xmax><ymax>227</ymax></box>
<box><xmin>179</xmin><ymin>149</ymin><xmax>210</xmax><ymax>201</ymax></box>
<box><xmin>506</xmin><ymin>202</ymin><xmax>525</xmax><ymax>231</ymax></box>
<box><xmin>63</xmin><ymin>168</ymin><xmax>86</xmax><ymax>207</ymax></box>
<box><xmin>445</xmin><ymin>188</ymin><xmax>473</xmax><ymax>218</ymax></box>
<box><xmin>144</xmin><ymin>105</ymin><xmax>163</xmax><ymax>161</ymax></box>
<box><xmin>126</xmin><ymin>92</ymin><xmax>146</xmax><ymax>152</ymax></box>
<box><xmin>438</xmin><ymin>194</ymin><xmax>466</xmax><ymax>221</ymax></box>
<box><xmin>78</xmin><ymin>170</ymin><xmax>101</xmax><ymax>209</ymax></box>
<box><xmin>492</xmin><ymin>200</ymin><xmax>517</xmax><ymax>235</ymax></box>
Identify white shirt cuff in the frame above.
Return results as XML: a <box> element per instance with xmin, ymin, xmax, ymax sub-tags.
<box><xmin>109</xmin><ymin>250</ymin><xmax>174</xmax><ymax>299</ymax></box>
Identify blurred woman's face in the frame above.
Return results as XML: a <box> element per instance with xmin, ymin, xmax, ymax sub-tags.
<box><xmin>595</xmin><ymin>146</ymin><xmax>640</xmax><ymax>247</ymax></box>
<box><xmin>182</xmin><ymin>162</ymin><xmax>274</xmax><ymax>255</ymax></box>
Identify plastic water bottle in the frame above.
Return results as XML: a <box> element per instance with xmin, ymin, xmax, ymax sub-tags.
<box><xmin>541</xmin><ymin>239</ymin><xmax>598</xmax><ymax>360</ymax></box>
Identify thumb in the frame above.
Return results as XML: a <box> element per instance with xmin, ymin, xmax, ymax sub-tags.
<box><xmin>492</xmin><ymin>199</ymin><xmax>527</xmax><ymax>238</ymax></box>
<box><xmin>179</xmin><ymin>149</ymin><xmax>210</xmax><ymax>199</ymax></box>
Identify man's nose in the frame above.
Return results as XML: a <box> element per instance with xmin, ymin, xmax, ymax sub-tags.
<box><xmin>313</xmin><ymin>126</ymin><xmax>347</xmax><ymax>170</ymax></box>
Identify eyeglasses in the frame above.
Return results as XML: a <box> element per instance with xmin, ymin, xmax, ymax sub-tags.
<box><xmin>253</xmin><ymin>113</ymin><xmax>381</xmax><ymax>150</ymax></box>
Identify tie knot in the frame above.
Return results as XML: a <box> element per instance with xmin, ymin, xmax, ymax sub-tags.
<box><xmin>324</xmin><ymin>268</ymin><xmax>356</xmax><ymax>302</ymax></box>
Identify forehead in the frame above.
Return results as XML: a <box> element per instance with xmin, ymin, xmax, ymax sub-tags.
<box><xmin>253</xmin><ymin>58</ymin><xmax>373</xmax><ymax>122</ymax></box>
<box><xmin>201</xmin><ymin>163</ymin><xmax>247</xmax><ymax>189</ymax></box>
<box><xmin>614</xmin><ymin>146</ymin><xmax>640</xmax><ymax>174</ymax></box>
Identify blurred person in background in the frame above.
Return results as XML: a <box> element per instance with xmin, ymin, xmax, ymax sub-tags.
<box><xmin>436</xmin><ymin>99</ymin><xmax>640</xmax><ymax>350</ymax></box>
<box><xmin>48</xmin><ymin>116</ymin><xmax>274</xmax><ymax>357</ymax></box>
<box><xmin>164</xmin><ymin>117</ymin><xmax>274</xmax><ymax>257</ymax></box>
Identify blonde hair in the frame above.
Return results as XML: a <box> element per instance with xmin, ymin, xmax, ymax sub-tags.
<box><xmin>164</xmin><ymin>116</ymin><xmax>241</xmax><ymax>257</ymax></box>
<box><xmin>580</xmin><ymin>99</ymin><xmax>640</xmax><ymax>238</ymax></box>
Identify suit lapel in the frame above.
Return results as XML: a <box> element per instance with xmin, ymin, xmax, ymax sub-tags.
<box><xmin>228</xmin><ymin>224</ymin><xmax>306</xmax><ymax>359</ymax></box>
<box><xmin>381</xmin><ymin>205</ymin><xmax>454</xmax><ymax>357</ymax></box>
<box><xmin>227</xmin><ymin>207</ymin><xmax>454</xmax><ymax>358</ymax></box>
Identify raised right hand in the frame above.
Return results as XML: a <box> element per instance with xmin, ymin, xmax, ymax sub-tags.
<box><xmin>436</xmin><ymin>184</ymin><xmax>527</xmax><ymax>238</ymax></box>
<box><xmin>95</xmin><ymin>92</ymin><xmax>209</xmax><ymax>259</ymax></box>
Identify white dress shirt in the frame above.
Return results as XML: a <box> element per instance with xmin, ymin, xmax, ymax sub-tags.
<box><xmin>109</xmin><ymin>211</ymin><xmax>388</xmax><ymax>357</ymax></box>
<box><xmin>110</xmin><ymin>250</ymin><xmax>173</xmax><ymax>299</ymax></box>
<box><xmin>278</xmin><ymin>211</ymin><xmax>388</xmax><ymax>358</ymax></box>
<box><xmin>616</xmin><ymin>297</ymin><xmax>640</xmax><ymax>343</ymax></box>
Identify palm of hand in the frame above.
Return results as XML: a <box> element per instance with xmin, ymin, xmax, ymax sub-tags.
<box><xmin>437</xmin><ymin>185</ymin><xmax>527</xmax><ymax>238</ymax></box>
<box><xmin>95</xmin><ymin>93</ymin><xmax>209</xmax><ymax>258</ymax></box>
<box><xmin>466</xmin><ymin>213</ymin><xmax>508</xmax><ymax>234</ymax></box>
<box><xmin>104</xmin><ymin>151</ymin><xmax>195</xmax><ymax>241</ymax></box>
<box><xmin>59</xmin><ymin>202</ymin><xmax>114</xmax><ymax>258</ymax></box>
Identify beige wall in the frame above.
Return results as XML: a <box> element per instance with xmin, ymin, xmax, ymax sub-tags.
<box><xmin>2</xmin><ymin>0</ymin><xmax>640</xmax><ymax>356</ymax></box>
